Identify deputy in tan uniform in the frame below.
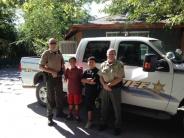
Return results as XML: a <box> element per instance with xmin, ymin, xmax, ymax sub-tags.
<box><xmin>39</xmin><ymin>38</ymin><xmax>66</xmax><ymax>126</ymax></box>
<box><xmin>98</xmin><ymin>48</ymin><xmax>125</xmax><ymax>135</ymax></box>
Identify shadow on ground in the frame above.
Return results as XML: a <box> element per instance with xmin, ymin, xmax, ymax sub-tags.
<box><xmin>27</xmin><ymin>102</ymin><xmax>108</xmax><ymax>138</ymax></box>
<box><xmin>27</xmin><ymin>102</ymin><xmax>184</xmax><ymax>138</ymax></box>
<box><xmin>0</xmin><ymin>68</ymin><xmax>20</xmax><ymax>80</ymax></box>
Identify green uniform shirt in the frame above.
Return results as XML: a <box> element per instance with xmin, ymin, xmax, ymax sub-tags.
<box><xmin>98</xmin><ymin>60</ymin><xmax>125</xmax><ymax>82</ymax></box>
<box><xmin>39</xmin><ymin>50</ymin><xmax>64</xmax><ymax>72</ymax></box>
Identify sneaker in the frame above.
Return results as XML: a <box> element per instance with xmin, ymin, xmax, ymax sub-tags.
<box><xmin>85</xmin><ymin>121</ymin><xmax>92</xmax><ymax>129</ymax></box>
<box><xmin>74</xmin><ymin>116</ymin><xmax>81</xmax><ymax>122</ymax></box>
<box><xmin>66</xmin><ymin>114</ymin><xmax>73</xmax><ymax>120</ymax></box>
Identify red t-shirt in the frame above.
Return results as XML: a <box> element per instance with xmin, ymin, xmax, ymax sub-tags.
<box><xmin>65</xmin><ymin>66</ymin><xmax>83</xmax><ymax>94</ymax></box>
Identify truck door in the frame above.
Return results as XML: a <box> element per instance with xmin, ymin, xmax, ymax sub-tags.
<box><xmin>116</xmin><ymin>41</ymin><xmax>173</xmax><ymax>111</ymax></box>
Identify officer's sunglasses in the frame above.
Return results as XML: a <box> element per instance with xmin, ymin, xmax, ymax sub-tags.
<box><xmin>49</xmin><ymin>42</ymin><xmax>57</xmax><ymax>45</ymax></box>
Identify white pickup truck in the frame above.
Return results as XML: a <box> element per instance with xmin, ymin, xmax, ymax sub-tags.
<box><xmin>20</xmin><ymin>37</ymin><xmax>184</xmax><ymax>127</ymax></box>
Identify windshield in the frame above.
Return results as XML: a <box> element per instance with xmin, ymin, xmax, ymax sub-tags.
<box><xmin>149</xmin><ymin>40</ymin><xmax>167</xmax><ymax>55</ymax></box>
<box><xmin>63</xmin><ymin>54</ymin><xmax>75</xmax><ymax>62</ymax></box>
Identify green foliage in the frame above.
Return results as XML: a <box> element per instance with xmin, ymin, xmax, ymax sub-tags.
<box><xmin>0</xmin><ymin>0</ymin><xmax>17</xmax><ymax>40</ymax></box>
<box><xmin>19</xmin><ymin>0</ymin><xmax>92</xmax><ymax>55</ymax></box>
<box><xmin>1</xmin><ymin>0</ymin><xmax>94</xmax><ymax>67</ymax></box>
<box><xmin>95</xmin><ymin>0</ymin><xmax>184</xmax><ymax>25</ymax></box>
<box><xmin>0</xmin><ymin>0</ymin><xmax>37</xmax><ymax>67</ymax></box>
<box><xmin>0</xmin><ymin>0</ymin><xmax>17</xmax><ymax>62</ymax></box>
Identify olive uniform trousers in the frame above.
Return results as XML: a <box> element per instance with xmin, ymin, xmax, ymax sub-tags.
<box><xmin>100</xmin><ymin>87</ymin><xmax>122</xmax><ymax>128</ymax></box>
<box><xmin>46</xmin><ymin>75</ymin><xmax>65</xmax><ymax>118</ymax></box>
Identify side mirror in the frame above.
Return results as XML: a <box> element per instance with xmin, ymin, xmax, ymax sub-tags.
<box><xmin>143</xmin><ymin>54</ymin><xmax>157</xmax><ymax>72</ymax></box>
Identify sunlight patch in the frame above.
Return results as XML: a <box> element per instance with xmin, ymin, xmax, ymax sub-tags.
<box><xmin>77</xmin><ymin>127</ymin><xmax>90</xmax><ymax>135</ymax></box>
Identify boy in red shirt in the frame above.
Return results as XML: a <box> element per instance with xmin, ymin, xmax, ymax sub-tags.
<box><xmin>64</xmin><ymin>57</ymin><xmax>83</xmax><ymax>121</ymax></box>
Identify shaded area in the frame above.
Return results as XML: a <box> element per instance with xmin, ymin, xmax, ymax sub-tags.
<box><xmin>0</xmin><ymin>68</ymin><xmax>20</xmax><ymax>80</ymax></box>
<box><xmin>27</xmin><ymin>102</ymin><xmax>108</xmax><ymax>138</ymax></box>
<box><xmin>1</xmin><ymin>67</ymin><xmax>183</xmax><ymax>137</ymax></box>
<box><xmin>0</xmin><ymin>68</ymin><xmax>22</xmax><ymax>94</ymax></box>
<box><xmin>27</xmin><ymin>101</ymin><xmax>184</xmax><ymax>138</ymax></box>
<box><xmin>122</xmin><ymin>113</ymin><xmax>184</xmax><ymax>138</ymax></box>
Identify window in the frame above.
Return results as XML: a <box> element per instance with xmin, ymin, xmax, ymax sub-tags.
<box><xmin>106</xmin><ymin>32</ymin><xmax>127</xmax><ymax>37</ymax></box>
<box><xmin>117</xmin><ymin>41</ymin><xmax>160</xmax><ymax>66</ymax></box>
<box><xmin>83</xmin><ymin>41</ymin><xmax>110</xmax><ymax>63</ymax></box>
<box><xmin>128</xmin><ymin>31</ymin><xmax>149</xmax><ymax>37</ymax></box>
<box><xmin>106</xmin><ymin>31</ymin><xmax>149</xmax><ymax>37</ymax></box>
<box><xmin>140</xmin><ymin>43</ymin><xmax>149</xmax><ymax>61</ymax></box>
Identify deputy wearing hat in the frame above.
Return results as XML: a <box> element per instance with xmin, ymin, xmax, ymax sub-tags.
<box><xmin>39</xmin><ymin>38</ymin><xmax>66</xmax><ymax>126</ymax></box>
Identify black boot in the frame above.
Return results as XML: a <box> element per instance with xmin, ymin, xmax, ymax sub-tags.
<box><xmin>48</xmin><ymin>115</ymin><xmax>55</xmax><ymax>126</ymax></box>
<box><xmin>48</xmin><ymin>119</ymin><xmax>55</xmax><ymax>126</ymax></box>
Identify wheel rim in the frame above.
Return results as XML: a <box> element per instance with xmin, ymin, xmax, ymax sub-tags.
<box><xmin>39</xmin><ymin>86</ymin><xmax>47</xmax><ymax>104</ymax></box>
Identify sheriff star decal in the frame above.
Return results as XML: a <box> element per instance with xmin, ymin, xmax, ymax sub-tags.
<box><xmin>152</xmin><ymin>80</ymin><xmax>165</xmax><ymax>93</ymax></box>
<box><xmin>123</xmin><ymin>80</ymin><xmax>165</xmax><ymax>94</ymax></box>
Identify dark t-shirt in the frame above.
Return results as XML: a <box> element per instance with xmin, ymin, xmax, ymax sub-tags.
<box><xmin>65</xmin><ymin>66</ymin><xmax>83</xmax><ymax>94</ymax></box>
<box><xmin>82</xmin><ymin>67</ymin><xmax>100</xmax><ymax>93</ymax></box>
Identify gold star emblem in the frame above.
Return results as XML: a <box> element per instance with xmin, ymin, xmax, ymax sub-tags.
<box><xmin>152</xmin><ymin>80</ymin><xmax>165</xmax><ymax>93</ymax></box>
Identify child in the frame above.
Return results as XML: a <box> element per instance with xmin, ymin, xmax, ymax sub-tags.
<box><xmin>64</xmin><ymin>57</ymin><xmax>83</xmax><ymax>121</ymax></box>
<box><xmin>81</xmin><ymin>56</ymin><xmax>100</xmax><ymax>128</ymax></box>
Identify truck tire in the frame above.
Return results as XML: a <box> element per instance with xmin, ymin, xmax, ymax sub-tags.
<box><xmin>36</xmin><ymin>82</ymin><xmax>47</xmax><ymax>107</ymax></box>
<box><xmin>182</xmin><ymin>115</ymin><xmax>184</xmax><ymax>129</ymax></box>
<box><xmin>179</xmin><ymin>111</ymin><xmax>184</xmax><ymax>128</ymax></box>
<box><xmin>176</xmin><ymin>110</ymin><xmax>184</xmax><ymax>129</ymax></box>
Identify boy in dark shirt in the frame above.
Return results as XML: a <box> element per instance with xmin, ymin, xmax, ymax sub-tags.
<box><xmin>81</xmin><ymin>56</ymin><xmax>100</xmax><ymax>128</ymax></box>
<box><xmin>64</xmin><ymin>57</ymin><xmax>83</xmax><ymax>121</ymax></box>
